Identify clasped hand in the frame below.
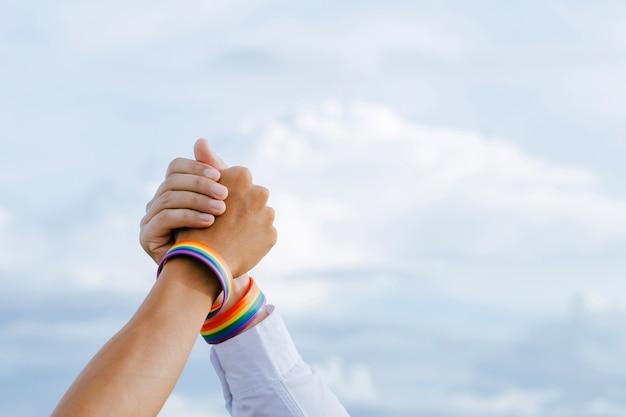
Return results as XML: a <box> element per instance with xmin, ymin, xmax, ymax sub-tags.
<box><xmin>140</xmin><ymin>139</ymin><xmax>277</xmax><ymax>278</ymax></box>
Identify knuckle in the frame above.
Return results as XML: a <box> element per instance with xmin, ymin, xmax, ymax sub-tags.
<box><xmin>153</xmin><ymin>209</ymin><xmax>169</xmax><ymax>223</ymax></box>
<box><xmin>159</xmin><ymin>176</ymin><xmax>175</xmax><ymax>193</ymax></box>
<box><xmin>269</xmin><ymin>226</ymin><xmax>278</xmax><ymax>246</ymax></box>
<box><xmin>151</xmin><ymin>211</ymin><xmax>167</xmax><ymax>227</ymax></box>
<box><xmin>191</xmin><ymin>192</ymin><xmax>205</xmax><ymax>208</ymax></box>
<box><xmin>265</xmin><ymin>206</ymin><xmax>275</xmax><ymax>222</ymax></box>
<box><xmin>189</xmin><ymin>192</ymin><xmax>200</xmax><ymax>206</ymax></box>
<box><xmin>253</xmin><ymin>186</ymin><xmax>269</xmax><ymax>206</ymax></box>
<box><xmin>192</xmin><ymin>175</ymin><xmax>205</xmax><ymax>190</ymax></box>
<box><xmin>181</xmin><ymin>209</ymin><xmax>194</xmax><ymax>223</ymax></box>
<box><xmin>159</xmin><ymin>191</ymin><xmax>173</xmax><ymax>208</ymax></box>
<box><xmin>231</xmin><ymin>166</ymin><xmax>252</xmax><ymax>183</ymax></box>
<box><xmin>167</xmin><ymin>157</ymin><xmax>185</xmax><ymax>174</ymax></box>
<box><xmin>257</xmin><ymin>185</ymin><xmax>269</xmax><ymax>200</ymax></box>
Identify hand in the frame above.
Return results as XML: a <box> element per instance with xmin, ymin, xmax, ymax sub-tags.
<box><xmin>140</xmin><ymin>140</ymin><xmax>229</xmax><ymax>264</ymax></box>
<box><xmin>176</xmin><ymin>166</ymin><xmax>277</xmax><ymax>278</ymax></box>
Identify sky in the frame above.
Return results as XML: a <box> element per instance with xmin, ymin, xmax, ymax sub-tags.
<box><xmin>2</xmin><ymin>0</ymin><xmax>626</xmax><ymax>416</ymax></box>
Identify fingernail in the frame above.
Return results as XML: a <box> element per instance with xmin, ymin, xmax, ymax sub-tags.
<box><xmin>211</xmin><ymin>183</ymin><xmax>228</xmax><ymax>198</ymax></box>
<box><xmin>199</xmin><ymin>213</ymin><xmax>214</xmax><ymax>222</ymax></box>
<box><xmin>209</xmin><ymin>199</ymin><xmax>226</xmax><ymax>212</ymax></box>
<box><xmin>204</xmin><ymin>168</ymin><xmax>220</xmax><ymax>180</ymax></box>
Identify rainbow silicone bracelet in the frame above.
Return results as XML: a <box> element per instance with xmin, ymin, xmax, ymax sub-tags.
<box><xmin>201</xmin><ymin>277</ymin><xmax>266</xmax><ymax>344</ymax></box>
<box><xmin>157</xmin><ymin>240</ymin><xmax>233</xmax><ymax>319</ymax></box>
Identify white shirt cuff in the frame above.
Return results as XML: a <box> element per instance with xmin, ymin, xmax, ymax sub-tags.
<box><xmin>210</xmin><ymin>305</ymin><xmax>301</xmax><ymax>398</ymax></box>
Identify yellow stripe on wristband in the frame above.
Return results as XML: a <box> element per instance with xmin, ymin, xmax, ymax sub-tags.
<box><xmin>201</xmin><ymin>277</ymin><xmax>266</xmax><ymax>344</ymax></box>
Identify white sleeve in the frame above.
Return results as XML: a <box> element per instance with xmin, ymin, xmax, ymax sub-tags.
<box><xmin>210</xmin><ymin>305</ymin><xmax>351</xmax><ymax>417</ymax></box>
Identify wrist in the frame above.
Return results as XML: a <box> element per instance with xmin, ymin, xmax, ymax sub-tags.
<box><xmin>151</xmin><ymin>257</ymin><xmax>222</xmax><ymax>325</ymax></box>
<box><xmin>159</xmin><ymin>257</ymin><xmax>222</xmax><ymax>301</ymax></box>
<box><xmin>157</xmin><ymin>240</ymin><xmax>234</xmax><ymax>318</ymax></box>
<box><xmin>175</xmin><ymin>231</ymin><xmax>241</xmax><ymax>278</ymax></box>
<box><xmin>201</xmin><ymin>277</ymin><xmax>267</xmax><ymax>344</ymax></box>
<box><xmin>208</xmin><ymin>275</ymin><xmax>269</xmax><ymax>325</ymax></box>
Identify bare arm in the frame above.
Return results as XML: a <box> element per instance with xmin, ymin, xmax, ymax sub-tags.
<box><xmin>51</xmin><ymin>257</ymin><xmax>220</xmax><ymax>417</ymax></box>
<box><xmin>51</xmin><ymin>162</ymin><xmax>276</xmax><ymax>417</ymax></box>
<box><xmin>134</xmin><ymin>142</ymin><xmax>348</xmax><ymax>416</ymax></box>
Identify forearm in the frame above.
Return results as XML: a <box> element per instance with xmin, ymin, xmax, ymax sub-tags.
<box><xmin>51</xmin><ymin>258</ymin><xmax>219</xmax><ymax>417</ymax></box>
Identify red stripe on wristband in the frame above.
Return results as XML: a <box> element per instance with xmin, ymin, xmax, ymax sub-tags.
<box><xmin>201</xmin><ymin>277</ymin><xmax>266</xmax><ymax>344</ymax></box>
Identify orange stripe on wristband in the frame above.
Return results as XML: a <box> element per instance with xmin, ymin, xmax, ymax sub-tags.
<box><xmin>201</xmin><ymin>277</ymin><xmax>266</xmax><ymax>344</ymax></box>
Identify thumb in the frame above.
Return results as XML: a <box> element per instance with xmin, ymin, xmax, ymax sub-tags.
<box><xmin>194</xmin><ymin>138</ymin><xmax>228</xmax><ymax>170</ymax></box>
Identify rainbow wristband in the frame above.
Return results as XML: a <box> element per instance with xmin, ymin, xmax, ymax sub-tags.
<box><xmin>201</xmin><ymin>277</ymin><xmax>266</xmax><ymax>344</ymax></box>
<box><xmin>157</xmin><ymin>240</ymin><xmax>233</xmax><ymax>319</ymax></box>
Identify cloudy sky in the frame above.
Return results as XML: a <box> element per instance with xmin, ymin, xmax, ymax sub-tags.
<box><xmin>2</xmin><ymin>1</ymin><xmax>626</xmax><ymax>416</ymax></box>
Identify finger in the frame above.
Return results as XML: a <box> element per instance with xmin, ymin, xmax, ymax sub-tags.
<box><xmin>166</xmin><ymin>157</ymin><xmax>221</xmax><ymax>181</ymax></box>
<box><xmin>153</xmin><ymin>189</ymin><xmax>227</xmax><ymax>216</ymax></box>
<box><xmin>144</xmin><ymin>209</ymin><xmax>215</xmax><ymax>239</ymax></box>
<box><xmin>264</xmin><ymin>207</ymin><xmax>278</xmax><ymax>247</ymax></box>
<box><xmin>144</xmin><ymin>197</ymin><xmax>155</xmax><ymax>215</ymax></box>
<box><xmin>144</xmin><ymin>190</ymin><xmax>226</xmax><ymax>225</ymax></box>
<box><xmin>194</xmin><ymin>138</ymin><xmax>228</xmax><ymax>170</ymax></box>
<box><xmin>154</xmin><ymin>173</ymin><xmax>228</xmax><ymax>203</ymax></box>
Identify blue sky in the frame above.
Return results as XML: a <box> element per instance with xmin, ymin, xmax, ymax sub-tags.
<box><xmin>2</xmin><ymin>1</ymin><xmax>626</xmax><ymax>416</ymax></box>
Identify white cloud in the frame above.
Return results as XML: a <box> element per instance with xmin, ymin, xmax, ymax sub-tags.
<box><xmin>443</xmin><ymin>388</ymin><xmax>559</xmax><ymax>417</ymax></box>
<box><xmin>59</xmin><ymin>0</ymin><xmax>257</xmax><ymax>51</ymax></box>
<box><xmin>252</xmin><ymin>102</ymin><xmax>626</xmax><ymax>256</ymax></box>
<box><xmin>314</xmin><ymin>357</ymin><xmax>378</xmax><ymax>405</ymax></box>
<box><xmin>4</xmin><ymin>2</ymin><xmax>626</xmax><ymax>416</ymax></box>
<box><xmin>0</xmin><ymin>206</ymin><xmax>8</xmax><ymax>228</ymax></box>
<box><xmin>580</xmin><ymin>292</ymin><xmax>611</xmax><ymax>313</ymax></box>
<box><xmin>3</xmin><ymin>100</ymin><xmax>625</xmax><ymax>313</ymax></box>
<box><xmin>260</xmin><ymin>192</ymin><xmax>360</xmax><ymax>273</ymax></box>
<box><xmin>0</xmin><ymin>207</ymin><xmax>9</xmax><ymax>268</ymax></box>
<box><xmin>244</xmin><ymin>102</ymin><xmax>626</xmax><ymax>312</ymax></box>
<box><xmin>262</xmin><ymin>279</ymin><xmax>329</xmax><ymax>316</ymax></box>
<box><xmin>586</xmin><ymin>398</ymin><xmax>626</xmax><ymax>417</ymax></box>
<box><xmin>60</xmin><ymin>210</ymin><xmax>154</xmax><ymax>292</ymax></box>
<box><xmin>548</xmin><ymin>1</ymin><xmax>626</xmax><ymax>47</ymax></box>
<box><xmin>159</xmin><ymin>394</ymin><xmax>225</xmax><ymax>417</ymax></box>
<box><xmin>0</xmin><ymin>195</ymin><xmax>153</xmax><ymax>293</ymax></box>
<box><xmin>0</xmin><ymin>316</ymin><xmax>122</xmax><ymax>376</ymax></box>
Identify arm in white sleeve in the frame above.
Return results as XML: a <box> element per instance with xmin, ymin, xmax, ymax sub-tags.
<box><xmin>210</xmin><ymin>305</ymin><xmax>351</xmax><ymax>417</ymax></box>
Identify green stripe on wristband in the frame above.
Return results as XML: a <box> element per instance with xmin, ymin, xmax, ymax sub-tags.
<box><xmin>201</xmin><ymin>277</ymin><xmax>266</xmax><ymax>344</ymax></box>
